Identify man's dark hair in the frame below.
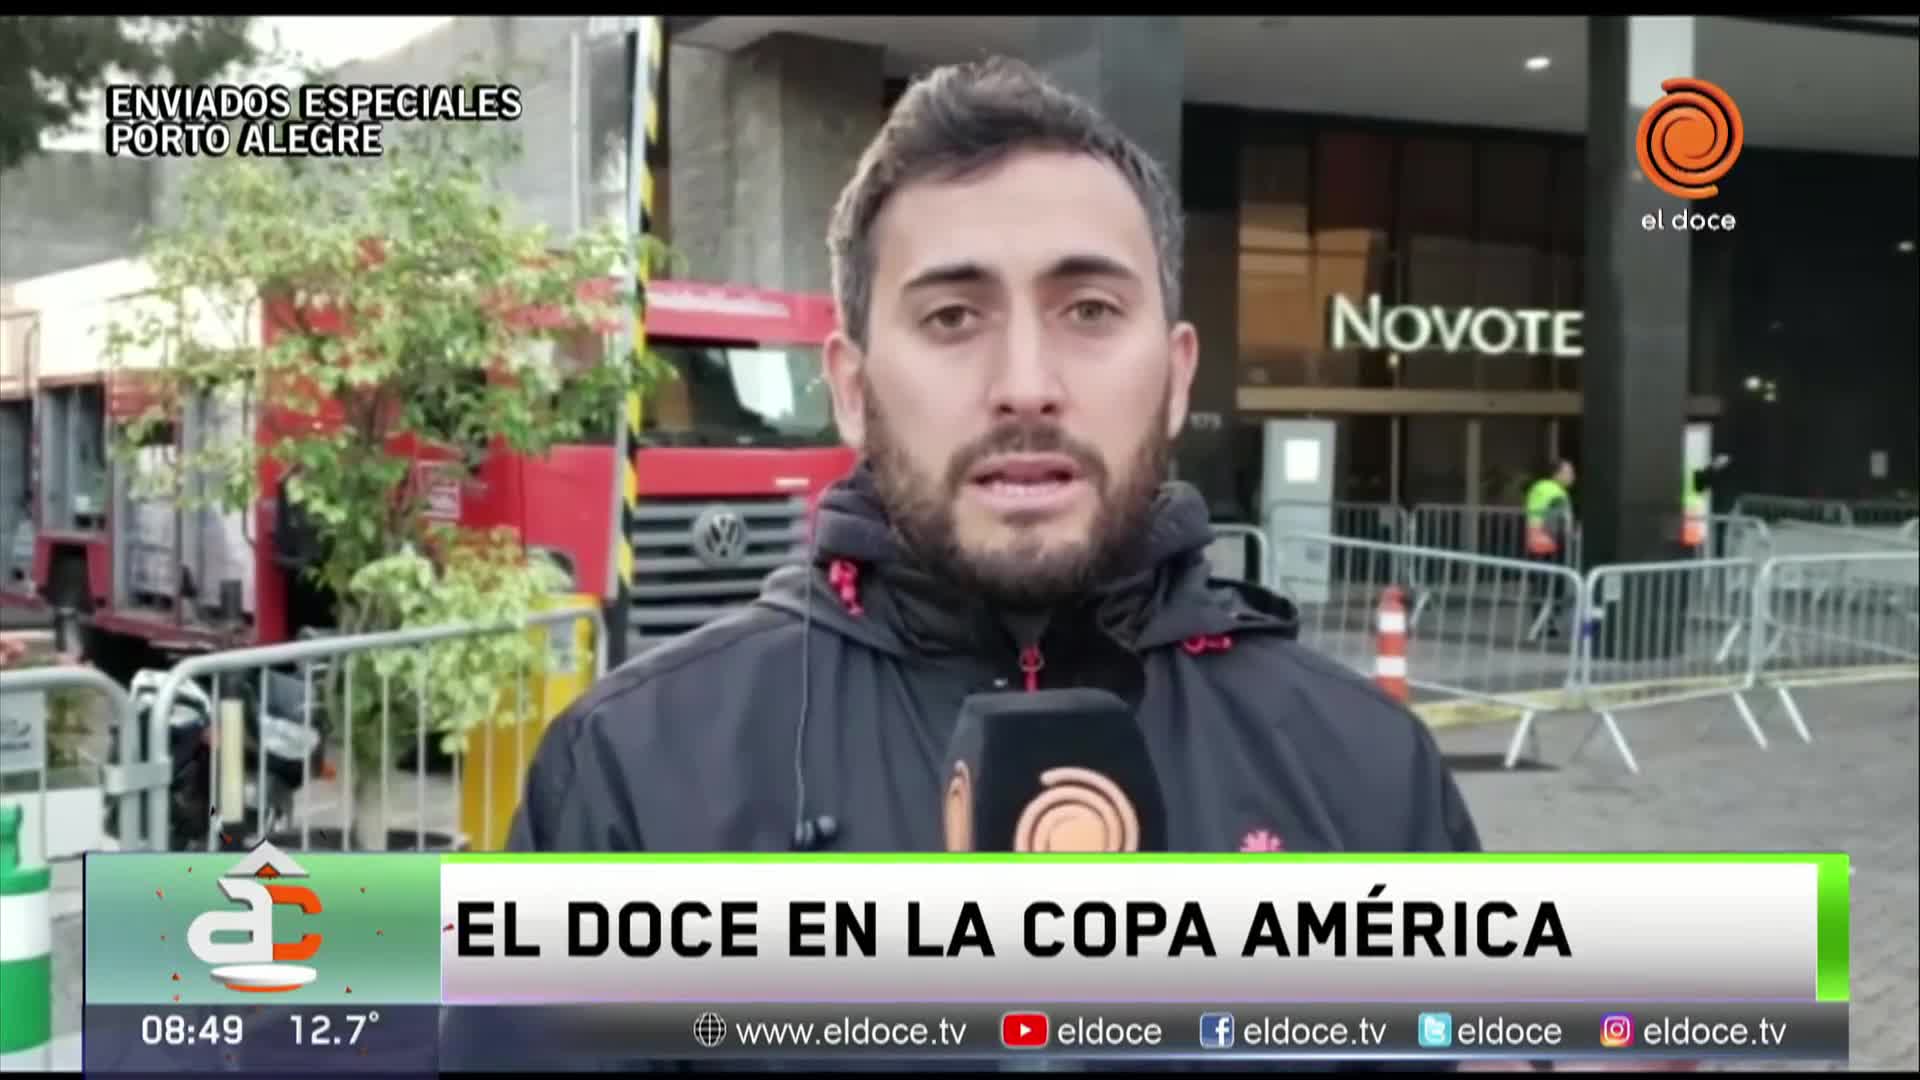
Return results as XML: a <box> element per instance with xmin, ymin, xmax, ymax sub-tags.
<box><xmin>826</xmin><ymin>56</ymin><xmax>1184</xmax><ymax>349</ymax></box>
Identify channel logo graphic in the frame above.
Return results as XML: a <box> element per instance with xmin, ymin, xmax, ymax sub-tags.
<box><xmin>184</xmin><ymin>841</ymin><xmax>323</xmax><ymax>992</ymax></box>
<box><xmin>1636</xmin><ymin>77</ymin><xmax>1744</xmax><ymax>200</ymax></box>
<box><xmin>1600</xmin><ymin>1013</ymin><xmax>1636</xmax><ymax>1049</ymax></box>
<box><xmin>1417</xmin><ymin>1012</ymin><xmax>1454</xmax><ymax>1049</ymax></box>
<box><xmin>1199</xmin><ymin>1012</ymin><xmax>1235</xmax><ymax>1049</ymax></box>
<box><xmin>1001</xmin><ymin>1011</ymin><xmax>1050</xmax><ymax>1049</ymax></box>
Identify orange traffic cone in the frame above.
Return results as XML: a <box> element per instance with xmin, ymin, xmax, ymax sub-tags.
<box><xmin>1375</xmin><ymin>586</ymin><xmax>1409</xmax><ymax>703</ymax></box>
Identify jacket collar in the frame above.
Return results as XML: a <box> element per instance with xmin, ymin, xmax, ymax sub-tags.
<box><xmin>756</xmin><ymin>462</ymin><xmax>1297</xmax><ymax>657</ymax></box>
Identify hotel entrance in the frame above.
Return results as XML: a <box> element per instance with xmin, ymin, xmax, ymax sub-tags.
<box><xmin>1239</xmin><ymin>408</ymin><xmax>1563</xmax><ymax>514</ymax></box>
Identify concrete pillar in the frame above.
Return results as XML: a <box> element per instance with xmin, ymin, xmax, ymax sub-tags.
<box><xmin>1033</xmin><ymin>18</ymin><xmax>1183</xmax><ymax>194</ymax></box>
<box><xmin>1179</xmin><ymin>107</ymin><xmax>1245</xmax><ymax>520</ymax></box>
<box><xmin>1032</xmin><ymin>18</ymin><xmax>1238</xmax><ymax>515</ymax></box>
<box><xmin>667</xmin><ymin>35</ymin><xmax>886</xmax><ymax>292</ymax></box>
<box><xmin>1582</xmin><ymin>16</ymin><xmax>1696</xmax><ymax>567</ymax></box>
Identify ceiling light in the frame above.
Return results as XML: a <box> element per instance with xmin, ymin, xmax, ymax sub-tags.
<box><xmin>1899</xmin><ymin>239</ymin><xmax>1916</xmax><ymax>254</ymax></box>
<box><xmin>1525</xmin><ymin>56</ymin><xmax>1552</xmax><ymax>72</ymax></box>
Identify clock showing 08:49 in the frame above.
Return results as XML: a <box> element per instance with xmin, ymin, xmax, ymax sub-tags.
<box><xmin>140</xmin><ymin>1013</ymin><xmax>245</xmax><ymax>1046</ymax></box>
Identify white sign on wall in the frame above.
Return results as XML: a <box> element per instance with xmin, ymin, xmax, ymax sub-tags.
<box><xmin>1329</xmin><ymin>294</ymin><xmax>1584</xmax><ymax>359</ymax></box>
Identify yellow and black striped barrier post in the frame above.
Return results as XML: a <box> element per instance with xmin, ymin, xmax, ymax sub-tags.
<box><xmin>604</xmin><ymin>15</ymin><xmax>664</xmax><ymax>669</ymax></box>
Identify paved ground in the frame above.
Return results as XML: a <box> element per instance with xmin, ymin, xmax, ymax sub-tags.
<box><xmin>29</xmin><ymin>681</ymin><xmax>1919</xmax><ymax>1072</ymax></box>
<box><xmin>1438</xmin><ymin>679</ymin><xmax>1919</xmax><ymax>1072</ymax></box>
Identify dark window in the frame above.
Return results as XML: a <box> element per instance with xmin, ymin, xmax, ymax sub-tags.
<box><xmin>1476</xmin><ymin>141</ymin><xmax>1552</xmax><ymax>254</ymax></box>
<box><xmin>1550</xmin><ymin>145</ymin><xmax>1586</xmax><ymax>391</ymax></box>
<box><xmin>1315</xmin><ymin>132</ymin><xmax>1396</xmax><ymax>388</ymax></box>
<box><xmin>1239</xmin><ymin>137</ymin><xmax>1313</xmax><ymax>387</ymax></box>
<box><xmin>1476</xmin><ymin>140</ymin><xmax>1555</xmax><ymax>389</ymax></box>
<box><xmin>1398</xmin><ymin>137</ymin><xmax>1475</xmax><ymax>389</ymax></box>
<box><xmin>1315</xmin><ymin>131</ymin><xmax>1394</xmax><ymax>251</ymax></box>
<box><xmin>1339</xmin><ymin>415</ymin><xmax>1396</xmax><ymax>503</ymax></box>
<box><xmin>1236</xmin><ymin>119</ymin><xmax>1591</xmax><ymax>401</ymax></box>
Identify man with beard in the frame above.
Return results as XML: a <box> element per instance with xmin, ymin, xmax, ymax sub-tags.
<box><xmin>500</xmin><ymin>55</ymin><xmax>1480</xmax><ymax>860</ymax></box>
<box><xmin>442</xmin><ymin>56</ymin><xmax>1486</xmax><ymax>1071</ymax></box>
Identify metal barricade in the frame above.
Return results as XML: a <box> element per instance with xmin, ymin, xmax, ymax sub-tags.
<box><xmin>1262</xmin><ymin>499</ymin><xmax>1413</xmax><ymax>545</ymax></box>
<box><xmin>0</xmin><ymin>664</ymin><xmax>166</xmax><ymax>855</ymax></box>
<box><xmin>1707</xmin><ymin>513</ymin><xmax>1770</xmax><ymax>562</ymax></box>
<box><xmin>1209</xmin><ymin>523</ymin><xmax>1273</xmax><ymax>590</ymax></box>
<box><xmin>1731</xmin><ymin>494</ymin><xmax>1853</xmax><ymax>527</ymax></box>
<box><xmin>1272</xmin><ymin>532</ymin><xmax>1584</xmax><ymax>768</ymax></box>
<box><xmin>143</xmin><ymin>603</ymin><xmax>605</xmax><ymax>854</ymax></box>
<box><xmin>1406</xmin><ymin>503</ymin><xmax>1582</xmax><ymax>628</ymax></box>
<box><xmin>0</xmin><ymin>663</ymin><xmax>169</xmax><ymax>1073</ymax></box>
<box><xmin>1260</xmin><ymin>500</ymin><xmax>1412</xmax><ymax>603</ymax></box>
<box><xmin>1567</xmin><ymin>558</ymin><xmax>1763</xmax><ymax>773</ymax></box>
<box><xmin>1766</xmin><ymin>519</ymin><xmax>1918</xmax><ymax>560</ymax></box>
<box><xmin>1738</xmin><ymin>552</ymin><xmax>1920</xmax><ymax>744</ymax></box>
<box><xmin>1842</xmin><ymin>500</ymin><xmax>1920</xmax><ymax>529</ymax></box>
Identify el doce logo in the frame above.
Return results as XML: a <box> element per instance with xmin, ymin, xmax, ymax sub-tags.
<box><xmin>1637</xmin><ymin>77</ymin><xmax>1744</xmax><ymax>200</ymax></box>
<box><xmin>185</xmin><ymin>841</ymin><xmax>324</xmax><ymax>992</ymax></box>
<box><xmin>943</xmin><ymin>763</ymin><xmax>1143</xmax><ymax>852</ymax></box>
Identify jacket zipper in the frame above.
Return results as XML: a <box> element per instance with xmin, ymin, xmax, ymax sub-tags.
<box><xmin>1018</xmin><ymin>644</ymin><xmax>1045</xmax><ymax>693</ymax></box>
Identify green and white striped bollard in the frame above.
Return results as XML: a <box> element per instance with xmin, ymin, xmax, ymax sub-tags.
<box><xmin>0</xmin><ymin>803</ymin><xmax>52</xmax><ymax>1070</ymax></box>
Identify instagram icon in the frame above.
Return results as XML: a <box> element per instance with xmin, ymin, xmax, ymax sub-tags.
<box><xmin>1599</xmin><ymin>1014</ymin><xmax>1635</xmax><ymax>1049</ymax></box>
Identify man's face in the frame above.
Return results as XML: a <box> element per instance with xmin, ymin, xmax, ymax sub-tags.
<box><xmin>1558</xmin><ymin>463</ymin><xmax>1576</xmax><ymax>488</ymax></box>
<box><xmin>824</xmin><ymin>149</ymin><xmax>1198</xmax><ymax>606</ymax></box>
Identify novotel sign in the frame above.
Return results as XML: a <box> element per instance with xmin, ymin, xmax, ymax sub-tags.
<box><xmin>1328</xmin><ymin>294</ymin><xmax>1583</xmax><ymax>359</ymax></box>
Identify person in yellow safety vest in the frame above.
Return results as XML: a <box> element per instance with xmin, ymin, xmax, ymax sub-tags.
<box><xmin>1523</xmin><ymin>459</ymin><xmax>1576</xmax><ymax>639</ymax></box>
<box><xmin>1525</xmin><ymin>459</ymin><xmax>1576</xmax><ymax>560</ymax></box>
<box><xmin>1683</xmin><ymin>453</ymin><xmax>1733</xmax><ymax>551</ymax></box>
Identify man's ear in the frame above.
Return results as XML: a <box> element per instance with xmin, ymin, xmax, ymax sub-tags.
<box><xmin>1164</xmin><ymin>321</ymin><xmax>1199</xmax><ymax>439</ymax></box>
<box><xmin>823</xmin><ymin>330</ymin><xmax>868</xmax><ymax>452</ymax></box>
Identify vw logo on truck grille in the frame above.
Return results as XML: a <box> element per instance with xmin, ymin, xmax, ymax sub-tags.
<box><xmin>690</xmin><ymin>507</ymin><xmax>749</xmax><ymax>569</ymax></box>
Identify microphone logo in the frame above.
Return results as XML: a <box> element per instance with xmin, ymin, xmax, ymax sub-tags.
<box><xmin>1013</xmin><ymin>767</ymin><xmax>1140</xmax><ymax>852</ymax></box>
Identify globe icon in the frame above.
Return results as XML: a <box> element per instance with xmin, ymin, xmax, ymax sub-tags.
<box><xmin>692</xmin><ymin>1012</ymin><xmax>727</xmax><ymax>1049</ymax></box>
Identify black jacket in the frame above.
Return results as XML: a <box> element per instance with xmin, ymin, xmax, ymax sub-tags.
<box><xmin>442</xmin><ymin>465</ymin><xmax>1480</xmax><ymax>1070</ymax></box>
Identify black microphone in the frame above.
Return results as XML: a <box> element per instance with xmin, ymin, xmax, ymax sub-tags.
<box><xmin>791</xmin><ymin>814</ymin><xmax>839</xmax><ymax>851</ymax></box>
<box><xmin>942</xmin><ymin>688</ymin><xmax>1168</xmax><ymax>852</ymax></box>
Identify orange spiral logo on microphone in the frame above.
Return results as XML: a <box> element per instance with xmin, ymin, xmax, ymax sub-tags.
<box><xmin>1637</xmin><ymin>78</ymin><xmax>1744</xmax><ymax>200</ymax></box>
<box><xmin>1012</xmin><ymin>767</ymin><xmax>1141</xmax><ymax>852</ymax></box>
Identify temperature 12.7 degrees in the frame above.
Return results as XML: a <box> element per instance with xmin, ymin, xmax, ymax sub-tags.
<box><xmin>290</xmin><ymin>1012</ymin><xmax>382</xmax><ymax>1046</ymax></box>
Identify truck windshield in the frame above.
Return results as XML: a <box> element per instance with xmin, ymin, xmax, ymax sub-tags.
<box><xmin>638</xmin><ymin>344</ymin><xmax>836</xmax><ymax>448</ymax></box>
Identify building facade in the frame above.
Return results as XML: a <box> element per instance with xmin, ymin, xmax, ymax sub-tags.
<box><xmin>667</xmin><ymin>15</ymin><xmax>1917</xmax><ymax>565</ymax></box>
<box><xmin>5</xmin><ymin>16</ymin><xmax>1911</xmax><ymax>562</ymax></box>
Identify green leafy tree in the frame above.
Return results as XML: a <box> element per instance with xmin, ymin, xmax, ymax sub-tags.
<box><xmin>105</xmin><ymin>106</ymin><xmax>671</xmax><ymax>848</ymax></box>
<box><xmin>0</xmin><ymin>16</ymin><xmax>259</xmax><ymax>171</ymax></box>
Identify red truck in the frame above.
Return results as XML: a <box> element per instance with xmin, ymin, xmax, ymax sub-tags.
<box><xmin>0</xmin><ymin>257</ymin><xmax>855</xmax><ymax>677</ymax></box>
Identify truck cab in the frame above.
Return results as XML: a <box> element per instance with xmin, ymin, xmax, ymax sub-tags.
<box><xmin>605</xmin><ymin>282</ymin><xmax>853</xmax><ymax>650</ymax></box>
<box><xmin>4</xmin><ymin>258</ymin><xmax>855</xmax><ymax>675</ymax></box>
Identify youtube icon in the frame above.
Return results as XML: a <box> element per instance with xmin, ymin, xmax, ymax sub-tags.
<box><xmin>1001</xmin><ymin>1011</ymin><xmax>1050</xmax><ymax>1049</ymax></box>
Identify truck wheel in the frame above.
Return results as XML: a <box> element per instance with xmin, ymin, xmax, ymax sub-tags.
<box><xmin>46</xmin><ymin>552</ymin><xmax>146</xmax><ymax>684</ymax></box>
<box><xmin>46</xmin><ymin>552</ymin><xmax>95</xmax><ymax>659</ymax></box>
<box><xmin>46</xmin><ymin>551</ymin><xmax>92</xmax><ymax>615</ymax></box>
<box><xmin>88</xmin><ymin>631</ymin><xmax>155</xmax><ymax>686</ymax></box>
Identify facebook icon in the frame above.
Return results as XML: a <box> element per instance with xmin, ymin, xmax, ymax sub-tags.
<box><xmin>1199</xmin><ymin>1013</ymin><xmax>1235</xmax><ymax>1049</ymax></box>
